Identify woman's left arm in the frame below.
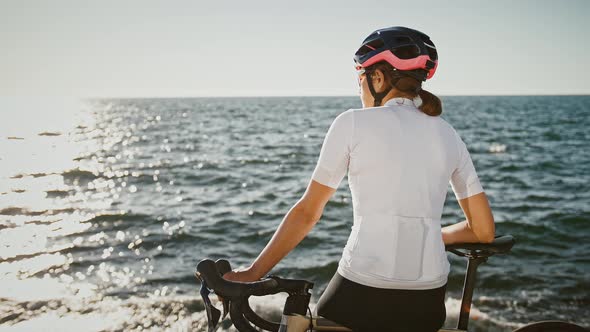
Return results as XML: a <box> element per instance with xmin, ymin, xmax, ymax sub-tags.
<box><xmin>223</xmin><ymin>180</ymin><xmax>336</xmax><ymax>282</ymax></box>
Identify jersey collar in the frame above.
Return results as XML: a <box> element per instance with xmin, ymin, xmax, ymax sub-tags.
<box><xmin>384</xmin><ymin>97</ymin><xmax>422</xmax><ymax>108</ymax></box>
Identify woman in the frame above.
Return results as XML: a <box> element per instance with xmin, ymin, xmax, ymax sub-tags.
<box><xmin>223</xmin><ymin>26</ymin><xmax>495</xmax><ymax>331</ymax></box>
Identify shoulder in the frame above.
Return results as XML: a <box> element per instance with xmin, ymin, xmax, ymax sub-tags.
<box><xmin>338</xmin><ymin>108</ymin><xmax>360</xmax><ymax>118</ymax></box>
<box><xmin>437</xmin><ymin>116</ymin><xmax>456</xmax><ymax>132</ymax></box>
<box><xmin>432</xmin><ymin>115</ymin><xmax>461</xmax><ymax>138</ymax></box>
<box><xmin>424</xmin><ymin>116</ymin><xmax>466</xmax><ymax>155</ymax></box>
<box><xmin>338</xmin><ymin>106</ymin><xmax>386</xmax><ymax>122</ymax></box>
<box><xmin>329</xmin><ymin>109</ymin><xmax>356</xmax><ymax>128</ymax></box>
<box><xmin>346</xmin><ymin>105</ymin><xmax>387</xmax><ymax>114</ymax></box>
<box><xmin>438</xmin><ymin>119</ymin><xmax>471</xmax><ymax>159</ymax></box>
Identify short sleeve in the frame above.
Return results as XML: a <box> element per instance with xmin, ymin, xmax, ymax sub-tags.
<box><xmin>450</xmin><ymin>133</ymin><xmax>484</xmax><ymax>200</ymax></box>
<box><xmin>310</xmin><ymin>110</ymin><xmax>353</xmax><ymax>189</ymax></box>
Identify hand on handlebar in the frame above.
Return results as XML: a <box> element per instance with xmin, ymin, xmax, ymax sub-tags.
<box><xmin>222</xmin><ymin>266</ymin><xmax>260</xmax><ymax>283</ymax></box>
<box><xmin>216</xmin><ymin>266</ymin><xmax>260</xmax><ymax>302</ymax></box>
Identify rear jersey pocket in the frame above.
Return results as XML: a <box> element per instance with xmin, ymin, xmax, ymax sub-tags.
<box><xmin>392</xmin><ymin>217</ymin><xmax>427</xmax><ymax>280</ymax></box>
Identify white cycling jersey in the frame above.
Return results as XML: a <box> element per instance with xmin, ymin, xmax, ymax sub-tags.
<box><xmin>311</xmin><ymin>97</ymin><xmax>484</xmax><ymax>289</ymax></box>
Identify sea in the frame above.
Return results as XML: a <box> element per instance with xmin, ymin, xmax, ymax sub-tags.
<box><xmin>0</xmin><ymin>96</ymin><xmax>588</xmax><ymax>332</ymax></box>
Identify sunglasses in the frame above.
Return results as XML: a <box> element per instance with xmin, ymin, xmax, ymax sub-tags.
<box><xmin>355</xmin><ymin>64</ymin><xmax>371</xmax><ymax>87</ymax></box>
<box><xmin>355</xmin><ymin>64</ymin><xmax>366</xmax><ymax>76</ymax></box>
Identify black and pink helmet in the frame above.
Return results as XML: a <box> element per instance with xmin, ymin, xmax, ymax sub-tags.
<box><xmin>354</xmin><ymin>26</ymin><xmax>438</xmax><ymax>82</ymax></box>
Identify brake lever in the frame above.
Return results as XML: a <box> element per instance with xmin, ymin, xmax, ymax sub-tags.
<box><xmin>196</xmin><ymin>272</ymin><xmax>222</xmax><ymax>332</ymax></box>
<box><xmin>222</xmin><ymin>297</ymin><xmax>229</xmax><ymax>321</ymax></box>
<box><xmin>211</xmin><ymin>259</ymin><xmax>233</xmax><ymax>320</ymax></box>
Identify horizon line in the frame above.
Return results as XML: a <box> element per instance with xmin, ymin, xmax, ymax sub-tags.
<box><xmin>83</xmin><ymin>93</ymin><xmax>590</xmax><ymax>100</ymax></box>
<box><xmin>2</xmin><ymin>93</ymin><xmax>589</xmax><ymax>100</ymax></box>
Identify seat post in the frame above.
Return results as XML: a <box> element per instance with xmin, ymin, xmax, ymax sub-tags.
<box><xmin>457</xmin><ymin>255</ymin><xmax>487</xmax><ymax>330</ymax></box>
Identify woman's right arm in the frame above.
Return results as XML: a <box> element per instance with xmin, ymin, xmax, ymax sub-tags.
<box><xmin>442</xmin><ymin>192</ymin><xmax>495</xmax><ymax>244</ymax></box>
<box><xmin>443</xmin><ymin>130</ymin><xmax>495</xmax><ymax>245</ymax></box>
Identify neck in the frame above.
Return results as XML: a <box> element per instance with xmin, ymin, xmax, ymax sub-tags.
<box><xmin>377</xmin><ymin>88</ymin><xmax>416</xmax><ymax>107</ymax></box>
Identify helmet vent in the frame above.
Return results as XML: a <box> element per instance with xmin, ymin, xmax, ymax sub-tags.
<box><xmin>391</xmin><ymin>45</ymin><xmax>421</xmax><ymax>59</ymax></box>
<box><xmin>366</xmin><ymin>38</ymin><xmax>385</xmax><ymax>50</ymax></box>
<box><xmin>356</xmin><ymin>38</ymin><xmax>385</xmax><ymax>57</ymax></box>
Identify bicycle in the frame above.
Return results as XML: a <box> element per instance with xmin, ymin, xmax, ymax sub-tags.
<box><xmin>195</xmin><ymin>235</ymin><xmax>587</xmax><ymax>332</ymax></box>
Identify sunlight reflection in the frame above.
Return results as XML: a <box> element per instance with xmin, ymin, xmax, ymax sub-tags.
<box><xmin>0</xmin><ymin>98</ymin><xmax>197</xmax><ymax>330</ymax></box>
<box><xmin>0</xmin><ymin>253</ymin><xmax>67</xmax><ymax>279</ymax></box>
<box><xmin>0</xmin><ymin>217</ymin><xmax>91</xmax><ymax>260</ymax></box>
<box><xmin>0</xmin><ymin>98</ymin><xmax>109</xmax><ymax>322</ymax></box>
<box><xmin>0</xmin><ymin>276</ymin><xmax>96</xmax><ymax>302</ymax></box>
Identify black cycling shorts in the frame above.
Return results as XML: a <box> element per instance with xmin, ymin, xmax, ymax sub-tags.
<box><xmin>314</xmin><ymin>272</ymin><xmax>447</xmax><ymax>332</ymax></box>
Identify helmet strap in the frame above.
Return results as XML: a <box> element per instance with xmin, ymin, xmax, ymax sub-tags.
<box><xmin>366</xmin><ymin>69</ymin><xmax>392</xmax><ymax>107</ymax></box>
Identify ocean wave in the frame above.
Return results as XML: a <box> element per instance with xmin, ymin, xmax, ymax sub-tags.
<box><xmin>44</xmin><ymin>189</ymin><xmax>71</xmax><ymax>198</ymax></box>
<box><xmin>86</xmin><ymin>212</ymin><xmax>153</xmax><ymax>224</ymax></box>
<box><xmin>0</xmin><ymin>243</ymin><xmax>74</xmax><ymax>263</ymax></box>
<box><xmin>37</xmin><ymin>132</ymin><xmax>62</xmax><ymax>137</ymax></box>
<box><xmin>0</xmin><ymin>294</ymin><xmax>207</xmax><ymax>331</ymax></box>
<box><xmin>488</xmin><ymin>143</ymin><xmax>507</xmax><ymax>153</ymax></box>
<box><xmin>9</xmin><ymin>172</ymin><xmax>50</xmax><ymax>179</ymax></box>
<box><xmin>498</xmin><ymin>220</ymin><xmax>581</xmax><ymax>244</ymax></box>
<box><xmin>58</xmin><ymin>213</ymin><xmax>163</xmax><ymax>237</ymax></box>
<box><xmin>144</xmin><ymin>273</ymin><xmax>199</xmax><ymax>286</ymax></box>
<box><xmin>181</xmin><ymin>173</ymin><xmax>229</xmax><ymax>185</ymax></box>
<box><xmin>61</xmin><ymin>169</ymin><xmax>99</xmax><ymax>182</ymax></box>
<box><xmin>0</xmin><ymin>207</ymin><xmax>75</xmax><ymax>216</ymax></box>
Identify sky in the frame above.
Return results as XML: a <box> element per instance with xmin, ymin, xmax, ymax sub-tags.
<box><xmin>1</xmin><ymin>0</ymin><xmax>589</xmax><ymax>97</ymax></box>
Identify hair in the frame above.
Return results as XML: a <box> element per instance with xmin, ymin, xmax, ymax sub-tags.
<box><xmin>369</xmin><ymin>62</ymin><xmax>442</xmax><ymax>116</ymax></box>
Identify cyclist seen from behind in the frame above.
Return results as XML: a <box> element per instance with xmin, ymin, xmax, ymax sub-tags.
<box><xmin>222</xmin><ymin>26</ymin><xmax>495</xmax><ymax>332</ymax></box>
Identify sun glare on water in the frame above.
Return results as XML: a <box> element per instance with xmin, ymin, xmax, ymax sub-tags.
<box><xmin>0</xmin><ymin>98</ymin><xmax>191</xmax><ymax>331</ymax></box>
